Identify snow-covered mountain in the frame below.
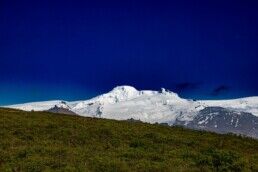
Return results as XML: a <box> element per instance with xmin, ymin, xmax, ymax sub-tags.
<box><xmin>6</xmin><ymin>86</ymin><xmax>203</xmax><ymax>123</ymax></box>
<box><xmin>5</xmin><ymin>85</ymin><xmax>258</xmax><ymax>138</ymax></box>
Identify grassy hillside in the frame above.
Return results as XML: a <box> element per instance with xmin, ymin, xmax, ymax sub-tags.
<box><xmin>0</xmin><ymin>108</ymin><xmax>258</xmax><ymax>172</ymax></box>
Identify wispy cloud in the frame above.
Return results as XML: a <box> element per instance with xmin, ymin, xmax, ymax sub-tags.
<box><xmin>175</xmin><ymin>82</ymin><xmax>200</xmax><ymax>91</ymax></box>
<box><xmin>211</xmin><ymin>85</ymin><xmax>230</xmax><ymax>96</ymax></box>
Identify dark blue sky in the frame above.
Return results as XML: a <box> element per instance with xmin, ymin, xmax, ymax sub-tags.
<box><xmin>1</xmin><ymin>0</ymin><xmax>258</xmax><ymax>105</ymax></box>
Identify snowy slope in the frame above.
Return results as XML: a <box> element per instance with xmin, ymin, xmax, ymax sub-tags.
<box><xmin>5</xmin><ymin>86</ymin><xmax>258</xmax><ymax>125</ymax></box>
<box><xmin>179</xmin><ymin>107</ymin><xmax>258</xmax><ymax>138</ymax></box>
<box><xmin>200</xmin><ymin>97</ymin><xmax>258</xmax><ymax>117</ymax></box>
<box><xmin>7</xmin><ymin>100</ymin><xmax>67</xmax><ymax>111</ymax></box>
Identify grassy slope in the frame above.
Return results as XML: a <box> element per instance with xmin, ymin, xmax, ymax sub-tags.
<box><xmin>0</xmin><ymin>108</ymin><xmax>258</xmax><ymax>172</ymax></box>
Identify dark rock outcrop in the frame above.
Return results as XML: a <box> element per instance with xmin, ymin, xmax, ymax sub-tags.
<box><xmin>46</xmin><ymin>105</ymin><xmax>78</xmax><ymax>116</ymax></box>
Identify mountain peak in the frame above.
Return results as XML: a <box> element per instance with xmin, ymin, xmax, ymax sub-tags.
<box><xmin>111</xmin><ymin>85</ymin><xmax>138</xmax><ymax>93</ymax></box>
<box><xmin>101</xmin><ymin>85</ymin><xmax>139</xmax><ymax>103</ymax></box>
<box><xmin>160</xmin><ymin>88</ymin><xmax>180</xmax><ymax>98</ymax></box>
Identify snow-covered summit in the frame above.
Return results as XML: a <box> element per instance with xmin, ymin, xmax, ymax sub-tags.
<box><xmin>100</xmin><ymin>85</ymin><xmax>140</xmax><ymax>103</ymax></box>
<box><xmin>112</xmin><ymin>85</ymin><xmax>138</xmax><ymax>94</ymax></box>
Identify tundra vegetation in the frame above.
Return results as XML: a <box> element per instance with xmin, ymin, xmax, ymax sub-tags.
<box><xmin>0</xmin><ymin>108</ymin><xmax>258</xmax><ymax>172</ymax></box>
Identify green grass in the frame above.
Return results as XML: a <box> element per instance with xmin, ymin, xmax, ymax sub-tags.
<box><xmin>0</xmin><ymin>108</ymin><xmax>258</xmax><ymax>172</ymax></box>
